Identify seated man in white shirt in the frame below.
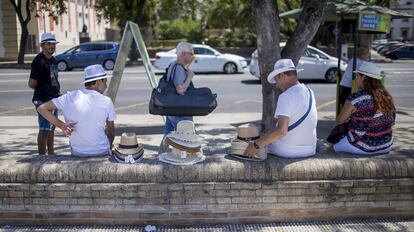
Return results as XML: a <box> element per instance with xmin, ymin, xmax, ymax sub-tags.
<box><xmin>244</xmin><ymin>59</ymin><xmax>318</xmax><ymax>158</ymax></box>
<box><xmin>37</xmin><ymin>64</ymin><xmax>116</xmax><ymax>157</ymax></box>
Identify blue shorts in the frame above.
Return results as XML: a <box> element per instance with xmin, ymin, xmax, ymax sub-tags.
<box><xmin>33</xmin><ymin>100</ymin><xmax>58</xmax><ymax>131</ymax></box>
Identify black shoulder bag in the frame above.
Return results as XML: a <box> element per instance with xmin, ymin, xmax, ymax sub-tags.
<box><xmin>149</xmin><ymin>63</ymin><xmax>218</xmax><ymax>116</ymax></box>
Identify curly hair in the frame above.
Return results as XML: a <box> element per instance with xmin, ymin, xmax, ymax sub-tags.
<box><xmin>363</xmin><ymin>77</ymin><xmax>395</xmax><ymax>115</ymax></box>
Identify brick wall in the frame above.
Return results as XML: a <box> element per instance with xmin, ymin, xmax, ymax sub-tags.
<box><xmin>0</xmin><ymin>179</ymin><xmax>413</xmax><ymax>225</ymax></box>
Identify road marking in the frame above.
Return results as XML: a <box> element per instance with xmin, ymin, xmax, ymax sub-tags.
<box><xmin>115</xmin><ymin>103</ymin><xmax>147</xmax><ymax>111</ymax></box>
<box><xmin>0</xmin><ymin>89</ymin><xmax>32</xmax><ymax>93</ymax></box>
<box><xmin>0</xmin><ymin>73</ymin><xmax>29</xmax><ymax>76</ymax></box>
<box><xmin>317</xmin><ymin>99</ymin><xmax>336</xmax><ymax>110</ymax></box>
<box><xmin>0</xmin><ymin>79</ymin><xmax>27</xmax><ymax>83</ymax></box>
<box><xmin>0</xmin><ymin>106</ymin><xmax>33</xmax><ymax>115</ymax></box>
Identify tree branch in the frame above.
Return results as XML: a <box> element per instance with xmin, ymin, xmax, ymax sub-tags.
<box><xmin>282</xmin><ymin>0</ymin><xmax>327</xmax><ymax>64</ymax></box>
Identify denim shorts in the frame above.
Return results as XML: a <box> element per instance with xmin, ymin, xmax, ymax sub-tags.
<box><xmin>33</xmin><ymin>100</ymin><xmax>58</xmax><ymax>131</ymax></box>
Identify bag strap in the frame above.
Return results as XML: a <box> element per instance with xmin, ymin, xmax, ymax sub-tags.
<box><xmin>287</xmin><ymin>87</ymin><xmax>313</xmax><ymax>132</ymax></box>
<box><xmin>166</xmin><ymin>63</ymin><xmax>185</xmax><ymax>83</ymax></box>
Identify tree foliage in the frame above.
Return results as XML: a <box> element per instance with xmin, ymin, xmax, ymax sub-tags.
<box><xmin>10</xmin><ymin>0</ymin><xmax>66</xmax><ymax>64</ymax></box>
<box><xmin>94</xmin><ymin>0</ymin><xmax>157</xmax><ymax>28</ymax></box>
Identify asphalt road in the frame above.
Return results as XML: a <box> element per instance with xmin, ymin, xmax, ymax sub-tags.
<box><xmin>0</xmin><ymin>61</ymin><xmax>413</xmax><ymax>116</ymax></box>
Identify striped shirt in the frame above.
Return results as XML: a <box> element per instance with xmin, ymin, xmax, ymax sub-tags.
<box><xmin>346</xmin><ymin>90</ymin><xmax>395</xmax><ymax>152</ymax></box>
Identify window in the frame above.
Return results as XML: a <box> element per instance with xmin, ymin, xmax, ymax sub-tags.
<box><xmin>407</xmin><ymin>1</ymin><xmax>412</xmax><ymax>5</ymax></box>
<box><xmin>194</xmin><ymin>48</ymin><xmax>215</xmax><ymax>55</ymax></box>
<box><xmin>401</xmin><ymin>27</ymin><xmax>409</xmax><ymax>38</ymax></box>
<box><xmin>306</xmin><ymin>48</ymin><xmax>328</xmax><ymax>59</ymax></box>
<box><xmin>91</xmin><ymin>44</ymin><xmax>107</xmax><ymax>51</ymax></box>
<box><xmin>402</xmin><ymin>18</ymin><xmax>409</xmax><ymax>22</ymax></box>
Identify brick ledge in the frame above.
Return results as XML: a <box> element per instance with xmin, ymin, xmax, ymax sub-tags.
<box><xmin>0</xmin><ymin>151</ymin><xmax>413</xmax><ymax>183</ymax></box>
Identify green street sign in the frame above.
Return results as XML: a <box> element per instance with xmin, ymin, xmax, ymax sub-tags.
<box><xmin>358</xmin><ymin>12</ymin><xmax>391</xmax><ymax>33</ymax></box>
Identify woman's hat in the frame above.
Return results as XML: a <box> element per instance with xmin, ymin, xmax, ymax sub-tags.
<box><xmin>82</xmin><ymin>64</ymin><xmax>112</xmax><ymax>83</ymax></box>
<box><xmin>113</xmin><ymin>133</ymin><xmax>144</xmax><ymax>164</ymax></box>
<box><xmin>40</xmin><ymin>32</ymin><xmax>59</xmax><ymax>44</ymax></box>
<box><xmin>267</xmin><ymin>59</ymin><xmax>303</xmax><ymax>84</ymax></box>
<box><xmin>353</xmin><ymin>61</ymin><xmax>382</xmax><ymax>80</ymax></box>
<box><xmin>230</xmin><ymin>124</ymin><xmax>267</xmax><ymax>161</ymax></box>
<box><xmin>167</xmin><ymin>120</ymin><xmax>203</xmax><ymax>143</ymax></box>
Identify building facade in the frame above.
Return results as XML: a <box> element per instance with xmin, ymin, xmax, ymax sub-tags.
<box><xmin>391</xmin><ymin>0</ymin><xmax>414</xmax><ymax>40</ymax></box>
<box><xmin>0</xmin><ymin>0</ymin><xmax>112</xmax><ymax>61</ymax></box>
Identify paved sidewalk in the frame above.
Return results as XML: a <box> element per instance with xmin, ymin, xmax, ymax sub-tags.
<box><xmin>0</xmin><ymin>110</ymin><xmax>413</xmax><ymax>156</ymax></box>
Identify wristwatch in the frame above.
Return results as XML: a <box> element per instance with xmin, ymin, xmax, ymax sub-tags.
<box><xmin>253</xmin><ymin>141</ymin><xmax>260</xmax><ymax>149</ymax></box>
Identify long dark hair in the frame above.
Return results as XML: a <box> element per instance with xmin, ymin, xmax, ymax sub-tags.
<box><xmin>363</xmin><ymin>77</ymin><xmax>395</xmax><ymax>115</ymax></box>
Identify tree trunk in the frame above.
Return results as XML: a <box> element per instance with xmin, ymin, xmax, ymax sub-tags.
<box><xmin>10</xmin><ymin>0</ymin><xmax>31</xmax><ymax>64</ymax></box>
<box><xmin>282</xmin><ymin>0</ymin><xmax>327</xmax><ymax>64</ymax></box>
<box><xmin>251</xmin><ymin>0</ymin><xmax>281</xmax><ymax>133</ymax></box>
<box><xmin>18</xmin><ymin>24</ymin><xmax>29</xmax><ymax>64</ymax></box>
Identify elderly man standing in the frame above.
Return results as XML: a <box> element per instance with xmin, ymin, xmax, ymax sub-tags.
<box><xmin>244</xmin><ymin>59</ymin><xmax>318</xmax><ymax>158</ymax></box>
<box><xmin>37</xmin><ymin>64</ymin><xmax>116</xmax><ymax>157</ymax></box>
<box><xmin>159</xmin><ymin>42</ymin><xmax>196</xmax><ymax>153</ymax></box>
<box><xmin>28</xmin><ymin>32</ymin><xmax>60</xmax><ymax>155</ymax></box>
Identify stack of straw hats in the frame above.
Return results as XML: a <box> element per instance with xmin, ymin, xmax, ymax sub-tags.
<box><xmin>113</xmin><ymin>133</ymin><xmax>144</xmax><ymax>163</ymax></box>
<box><xmin>230</xmin><ymin>124</ymin><xmax>267</xmax><ymax>161</ymax></box>
<box><xmin>159</xmin><ymin>120</ymin><xmax>206</xmax><ymax>165</ymax></box>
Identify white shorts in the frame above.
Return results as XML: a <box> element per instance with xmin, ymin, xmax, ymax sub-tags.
<box><xmin>267</xmin><ymin>140</ymin><xmax>316</xmax><ymax>158</ymax></box>
<box><xmin>333</xmin><ymin>137</ymin><xmax>391</xmax><ymax>155</ymax></box>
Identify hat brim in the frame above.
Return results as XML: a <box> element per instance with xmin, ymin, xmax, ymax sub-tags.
<box><xmin>353</xmin><ymin>70</ymin><xmax>381</xmax><ymax>80</ymax></box>
<box><xmin>267</xmin><ymin>68</ymin><xmax>303</xmax><ymax>84</ymax></box>
<box><xmin>41</xmin><ymin>41</ymin><xmax>59</xmax><ymax>44</ymax></box>
<box><xmin>231</xmin><ymin>139</ymin><xmax>267</xmax><ymax>160</ymax></box>
<box><xmin>114</xmin><ymin>143</ymin><xmax>144</xmax><ymax>156</ymax></box>
<box><xmin>158</xmin><ymin>152</ymin><xmax>205</xmax><ymax>165</ymax></box>
<box><xmin>82</xmin><ymin>76</ymin><xmax>111</xmax><ymax>84</ymax></box>
<box><xmin>167</xmin><ymin>133</ymin><xmax>203</xmax><ymax>143</ymax></box>
<box><xmin>113</xmin><ymin>152</ymin><xmax>144</xmax><ymax>164</ymax></box>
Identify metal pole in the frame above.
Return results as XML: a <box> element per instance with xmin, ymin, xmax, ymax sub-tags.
<box><xmin>351</xmin><ymin>18</ymin><xmax>359</xmax><ymax>93</ymax></box>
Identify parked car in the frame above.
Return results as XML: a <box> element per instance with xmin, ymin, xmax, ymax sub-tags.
<box><xmin>249</xmin><ymin>43</ymin><xmax>347</xmax><ymax>83</ymax></box>
<box><xmin>55</xmin><ymin>42</ymin><xmax>119</xmax><ymax>71</ymax></box>
<box><xmin>379</xmin><ymin>43</ymin><xmax>406</xmax><ymax>56</ymax></box>
<box><xmin>385</xmin><ymin>45</ymin><xmax>414</xmax><ymax>59</ymax></box>
<box><xmin>153</xmin><ymin>44</ymin><xmax>248</xmax><ymax>74</ymax></box>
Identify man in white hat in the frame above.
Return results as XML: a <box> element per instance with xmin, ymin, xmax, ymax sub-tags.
<box><xmin>28</xmin><ymin>32</ymin><xmax>60</xmax><ymax>155</ymax></box>
<box><xmin>244</xmin><ymin>59</ymin><xmax>318</xmax><ymax>158</ymax></box>
<box><xmin>37</xmin><ymin>64</ymin><xmax>116</xmax><ymax>157</ymax></box>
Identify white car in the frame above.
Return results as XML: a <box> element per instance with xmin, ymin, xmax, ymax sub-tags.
<box><xmin>154</xmin><ymin>44</ymin><xmax>248</xmax><ymax>74</ymax></box>
<box><xmin>249</xmin><ymin>43</ymin><xmax>347</xmax><ymax>83</ymax></box>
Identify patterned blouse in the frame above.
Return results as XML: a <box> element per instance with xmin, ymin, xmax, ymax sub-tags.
<box><xmin>346</xmin><ymin>90</ymin><xmax>395</xmax><ymax>152</ymax></box>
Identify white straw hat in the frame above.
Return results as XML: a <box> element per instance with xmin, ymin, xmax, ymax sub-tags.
<box><xmin>167</xmin><ymin>120</ymin><xmax>203</xmax><ymax>143</ymax></box>
<box><xmin>40</xmin><ymin>32</ymin><xmax>59</xmax><ymax>44</ymax></box>
<box><xmin>113</xmin><ymin>133</ymin><xmax>144</xmax><ymax>164</ymax></box>
<box><xmin>230</xmin><ymin>124</ymin><xmax>267</xmax><ymax>161</ymax></box>
<box><xmin>353</xmin><ymin>61</ymin><xmax>382</xmax><ymax>80</ymax></box>
<box><xmin>82</xmin><ymin>64</ymin><xmax>111</xmax><ymax>83</ymax></box>
<box><xmin>267</xmin><ymin>59</ymin><xmax>303</xmax><ymax>84</ymax></box>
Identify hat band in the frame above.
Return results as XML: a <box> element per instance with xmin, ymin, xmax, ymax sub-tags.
<box><xmin>237</xmin><ymin>136</ymin><xmax>259</xmax><ymax>142</ymax></box>
<box><xmin>119</xmin><ymin>144</ymin><xmax>139</xmax><ymax>149</ymax></box>
<box><xmin>85</xmin><ymin>73</ymin><xmax>106</xmax><ymax>81</ymax></box>
<box><xmin>41</xmin><ymin>38</ymin><xmax>57</xmax><ymax>43</ymax></box>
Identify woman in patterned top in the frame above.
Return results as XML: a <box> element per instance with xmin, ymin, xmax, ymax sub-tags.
<box><xmin>332</xmin><ymin>61</ymin><xmax>395</xmax><ymax>155</ymax></box>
